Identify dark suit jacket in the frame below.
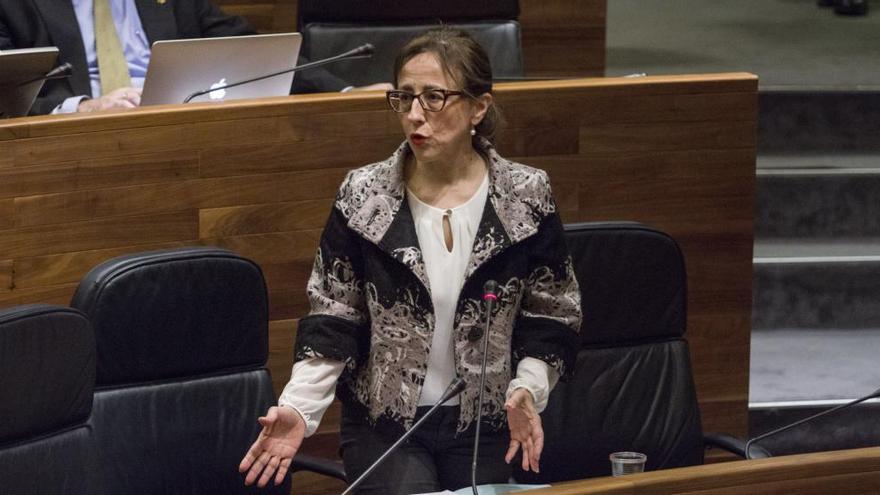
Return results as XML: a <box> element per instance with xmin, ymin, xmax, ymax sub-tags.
<box><xmin>0</xmin><ymin>0</ymin><xmax>349</xmax><ymax>115</ymax></box>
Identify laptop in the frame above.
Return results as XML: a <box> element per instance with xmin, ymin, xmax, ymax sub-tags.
<box><xmin>0</xmin><ymin>47</ymin><xmax>60</xmax><ymax>118</ymax></box>
<box><xmin>140</xmin><ymin>33</ymin><xmax>301</xmax><ymax>106</ymax></box>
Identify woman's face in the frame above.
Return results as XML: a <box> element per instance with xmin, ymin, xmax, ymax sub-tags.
<box><xmin>395</xmin><ymin>52</ymin><xmax>490</xmax><ymax>165</ymax></box>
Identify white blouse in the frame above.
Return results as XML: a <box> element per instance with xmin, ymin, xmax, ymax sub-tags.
<box><xmin>279</xmin><ymin>170</ymin><xmax>558</xmax><ymax>436</ymax></box>
<box><xmin>408</xmin><ymin>172</ymin><xmax>488</xmax><ymax>406</ymax></box>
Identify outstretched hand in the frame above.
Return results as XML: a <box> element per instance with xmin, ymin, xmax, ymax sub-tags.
<box><xmin>239</xmin><ymin>406</ymin><xmax>306</xmax><ymax>487</ymax></box>
<box><xmin>504</xmin><ymin>388</ymin><xmax>544</xmax><ymax>473</ymax></box>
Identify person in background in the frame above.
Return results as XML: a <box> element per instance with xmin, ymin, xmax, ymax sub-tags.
<box><xmin>239</xmin><ymin>28</ymin><xmax>582</xmax><ymax>494</ymax></box>
<box><xmin>0</xmin><ymin>0</ymin><xmax>385</xmax><ymax>115</ymax></box>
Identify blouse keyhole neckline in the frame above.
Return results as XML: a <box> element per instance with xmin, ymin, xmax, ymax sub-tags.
<box><xmin>442</xmin><ymin>209</ymin><xmax>454</xmax><ymax>253</ymax></box>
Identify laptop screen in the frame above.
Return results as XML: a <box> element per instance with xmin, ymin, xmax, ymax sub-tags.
<box><xmin>0</xmin><ymin>47</ymin><xmax>60</xmax><ymax>118</ymax></box>
<box><xmin>141</xmin><ymin>33</ymin><xmax>302</xmax><ymax>106</ymax></box>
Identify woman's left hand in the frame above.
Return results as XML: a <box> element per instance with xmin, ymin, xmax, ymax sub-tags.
<box><xmin>504</xmin><ymin>388</ymin><xmax>544</xmax><ymax>473</ymax></box>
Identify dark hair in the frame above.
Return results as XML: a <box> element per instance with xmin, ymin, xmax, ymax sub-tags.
<box><xmin>393</xmin><ymin>27</ymin><xmax>503</xmax><ymax>144</ymax></box>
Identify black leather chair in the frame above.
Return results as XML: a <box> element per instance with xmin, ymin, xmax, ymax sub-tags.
<box><xmin>298</xmin><ymin>0</ymin><xmax>523</xmax><ymax>87</ymax></box>
<box><xmin>70</xmin><ymin>247</ymin><xmax>288</xmax><ymax>494</ymax></box>
<box><xmin>516</xmin><ymin>222</ymin><xmax>755</xmax><ymax>484</ymax></box>
<box><xmin>0</xmin><ymin>304</ymin><xmax>101</xmax><ymax>494</ymax></box>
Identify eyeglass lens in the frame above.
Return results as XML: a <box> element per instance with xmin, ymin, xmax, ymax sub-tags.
<box><xmin>389</xmin><ymin>90</ymin><xmax>449</xmax><ymax>112</ymax></box>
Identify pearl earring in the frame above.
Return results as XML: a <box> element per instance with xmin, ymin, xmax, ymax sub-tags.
<box><xmin>470</xmin><ymin>128</ymin><xmax>476</xmax><ymax>136</ymax></box>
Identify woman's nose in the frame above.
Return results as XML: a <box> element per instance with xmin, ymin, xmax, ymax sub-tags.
<box><xmin>406</xmin><ymin>98</ymin><xmax>426</xmax><ymax>122</ymax></box>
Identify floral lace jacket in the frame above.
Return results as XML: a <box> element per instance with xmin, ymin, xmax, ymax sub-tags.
<box><xmin>294</xmin><ymin>139</ymin><xmax>582</xmax><ymax>434</ymax></box>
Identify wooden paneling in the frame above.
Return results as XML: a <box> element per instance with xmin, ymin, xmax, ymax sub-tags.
<box><xmin>200</xmin><ymin>135</ymin><xmax>401</xmax><ymax>177</ymax></box>
<box><xmin>216</xmin><ymin>0</ymin><xmax>298</xmax><ymax>34</ymax></box>
<box><xmin>13</xmin><ymin>241</ymin><xmax>194</xmax><ymax>289</ymax></box>
<box><xmin>524</xmin><ymin>447</ymin><xmax>880</xmax><ymax>495</ymax></box>
<box><xmin>519</xmin><ymin>0</ymin><xmax>606</xmax><ymax>77</ymax></box>
<box><xmin>0</xmin><ymin>283</ymin><xmax>80</xmax><ymax>309</ymax></box>
<box><xmin>269</xmin><ymin>319</ymin><xmax>296</xmax><ymax>385</ymax></box>
<box><xmin>0</xmin><ymin>199</ymin><xmax>14</xmax><ymax>230</ymax></box>
<box><xmin>0</xmin><ymin>151</ymin><xmax>200</xmax><ymax>199</ymax></box>
<box><xmin>215</xmin><ymin>1</ymin><xmax>605</xmax><ymax>77</ymax></box>
<box><xmin>0</xmin><ymin>211</ymin><xmax>198</xmax><ymax>258</ymax></box>
<box><xmin>199</xmin><ymin>199</ymin><xmax>331</xmax><ymax>237</ymax></box>
<box><xmin>0</xmin><ymin>73</ymin><xmax>756</xmax><ymax>495</ymax></box>
<box><xmin>0</xmin><ymin>259</ymin><xmax>13</xmax><ymax>291</ymax></box>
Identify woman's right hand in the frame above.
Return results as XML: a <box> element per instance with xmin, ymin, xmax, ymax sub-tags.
<box><xmin>239</xmin><ymin>406</ymin><xmax>306</xmax><ymax>487</ymax></box>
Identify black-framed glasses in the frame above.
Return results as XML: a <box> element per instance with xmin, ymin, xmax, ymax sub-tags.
<box><xmin>386</xmin><ymin>89</ymin><xmax>465</xmax><ymax>113</ymax></box>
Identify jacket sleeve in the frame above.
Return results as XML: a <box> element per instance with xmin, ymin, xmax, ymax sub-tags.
<box><xmin>512</xmin><ymin>184</ymin><xmax>582</xmax><ymax>380</ymax></box>
<box><xmin>27</xmin><ymin>82</ymin><xmax>74</xmax><ymax>116</ymax></box>
<box><xmin>294</xmin><ymin>203</ymin><xmax>370</xmax><ymax>371</ymax></box>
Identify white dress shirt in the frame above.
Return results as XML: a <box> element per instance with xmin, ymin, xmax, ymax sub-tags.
<box><xmin>55</xmin><ymin>0</ymin><xmax>151</xmax><ymax>113</ymax></box>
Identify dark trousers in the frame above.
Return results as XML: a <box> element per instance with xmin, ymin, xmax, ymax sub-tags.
<box><xmin>340</xmin><ymin>406</ymin><xmax>512</xmax><ymax>495</ymax></box>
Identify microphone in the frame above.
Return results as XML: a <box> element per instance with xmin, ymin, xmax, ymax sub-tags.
<box><xmin>341</xmin><ymin>377</ymin><xmax>466</xmax><ymax>495</ymax></box>
<box><xmin>472</xmin><ymin>280</ymin><xmax>499</xmax><ymax>495</ymax></box>
<box><xmin>15</xmin><ymin>62</ymin><xmax>74</xmax><ymax>87</ymax></box>
<box><xmin>745</xmin><ymin>387</ymin><xmax>880</xmax><ymax>459</ymax></box>
<box><xmin>183</xmin><ymin>43</ymin><xmax>375</xmax><ymax>103</ymax></box>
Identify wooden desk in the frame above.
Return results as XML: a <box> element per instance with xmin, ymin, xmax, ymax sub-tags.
<box><xmin>528</xmin><ymin>447</ymin><xmax>880</xmax><ymax>494</ymax></box>
<box><xmin>0</xmin><ymin>74</ymin><xmax>756</xmax><ymax>493</ymax></box>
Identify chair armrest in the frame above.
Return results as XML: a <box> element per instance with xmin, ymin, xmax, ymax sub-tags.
<box><xmin>291</xmin><ymin>453</ymin><xmax>347</xmax><ymax>481</ymax></box>
<box><xmin>704</xmin><ymin>432</ymin><xmax>772</xmax><ymax>459</ymax></box>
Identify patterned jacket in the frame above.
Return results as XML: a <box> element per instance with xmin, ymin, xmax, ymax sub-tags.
<box><xmin>295</xmin><ymin>139</ymin><xmax>582</xmax><ymax>434</ymax></box>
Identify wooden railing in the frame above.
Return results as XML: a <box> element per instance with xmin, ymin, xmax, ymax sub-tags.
<box><xmin>527</xmin><ymin>447</ymin><xmax>880</xmax><ymax>494</ymax></box>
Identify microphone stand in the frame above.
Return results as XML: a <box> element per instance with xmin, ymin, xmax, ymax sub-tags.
<box><xmin>341</xmin><ymin>377</ymin><xmax>467</xmax><ymax>495</ymax></box>
<box><xmin>745</xmin><ymin>387</ymin><xmax>880</xmax><ymax>459</ymax></box>
<box><xmin>13</xmin><ymin>62</ymin><xmax>74</xmax><ymax>87</ymax></box>
<box><xmin>183</xmin><ymin>44</ymin><xmax>374</xmax><ymax>103</ymax></box>
<box><xmin>472</xmin><ymin>280</ymin><xmax>498</xmax><ymax>495</ymax></box>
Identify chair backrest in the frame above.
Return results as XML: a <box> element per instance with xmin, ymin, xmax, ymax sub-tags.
<box><xmin>0</xmin><ymin>304</ymin><xmax>100</xmax><ymax>494</ymax></box>
<box><xmin>71</xmin><ymin>247</ymin><xmax>286</xmax><ymax>494</ymax></box>
<box><xmin>299</xmin><ymin>1</ymin><xmax>523</xmax><ymax>87</ymax></box>
<box><xmin>516</xmin><ymin>222</ymin><xmax>704</xmax><ymax>483</ymax></box>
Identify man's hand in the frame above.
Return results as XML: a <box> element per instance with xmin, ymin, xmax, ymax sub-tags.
<box><xmin>505</xmin><ymin>388</ymin><xmax>544</xmax><ymax>473</ymax></box>
<box><xmin>239</xmin><ymin>406</ymin><xmax>306</xmax><ymax>487</ymax></box>
<box><xmin>77</xmin><ymin>87</ymin><xmax>142</xmax><ymax>112</ymax></box>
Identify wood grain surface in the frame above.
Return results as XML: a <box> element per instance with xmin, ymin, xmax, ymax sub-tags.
<box><xmin>524</xmin><ymin>447</ymin><xmax>880</xmax><ymax>495</ymax></box>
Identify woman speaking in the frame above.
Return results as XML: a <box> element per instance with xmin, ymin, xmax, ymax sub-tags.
<box><xmin>240</xmin><ymin>28</ymin><xmax>582</xmax><ymax>494</ymax></box>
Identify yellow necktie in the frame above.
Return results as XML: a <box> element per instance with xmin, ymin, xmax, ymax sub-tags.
<box><xmin>93</xmin><ymin>0</ymin><xmax>132</xmax><ymax>94</ymax></box>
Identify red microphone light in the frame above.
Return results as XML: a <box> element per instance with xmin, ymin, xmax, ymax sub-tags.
<box><xmin>482</xmin><ymin>280</ymin><xmax>498</xmax><ymax>301</ymax></box>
